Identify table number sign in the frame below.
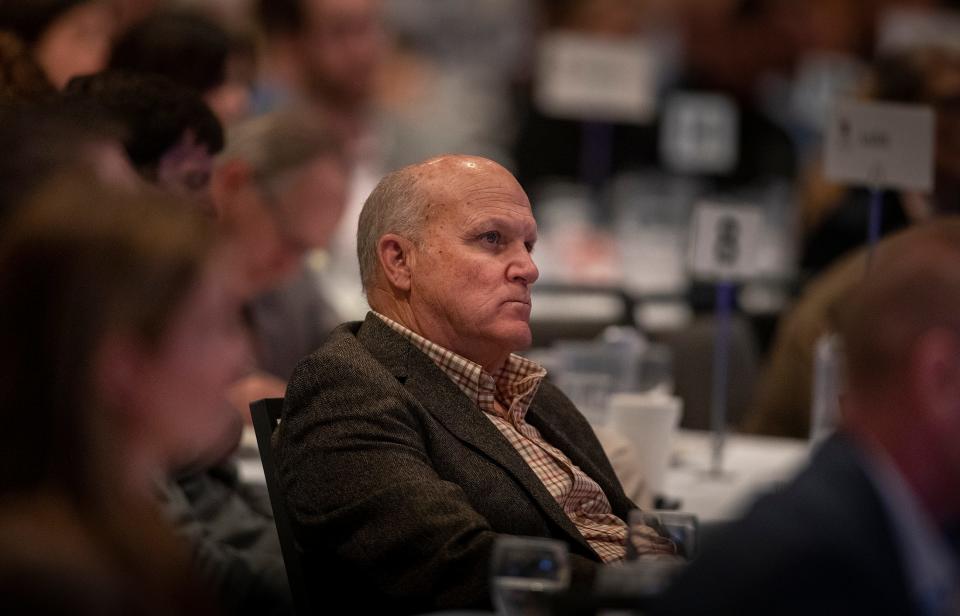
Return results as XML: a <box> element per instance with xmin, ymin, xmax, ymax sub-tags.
<box><xmin>824</xmin><ymin>100</ymin><xmax>934</xmax><ymax>192</ymax></box>
<box><xmin>688</xmin><ymin>202</ymin><xmax>762</xmax><ymax>475</ymax></box>
<box><xmin>660</xmin><ymin>92</ymin><xmax>739</xmax><ymax>175</ymax></box>
<box><xmin>688</xmin><ymin>203</ymin><xmax>763</xmax><ymax>282</ymax></box>
<box><xmin>534</xmin><ymin>33</ymin><xmax>657</xmax><ymax>124</ymax></box>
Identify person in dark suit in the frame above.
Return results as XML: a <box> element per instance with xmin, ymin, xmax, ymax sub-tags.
<box><xmin>654</xmin><ymin>221</ymin><xmax>960</xmax><ymax>615</ymax></box>
<box><xmin>275</xmin><ymin>154</ymin><xmax>674</xmax><ymax>614</ymax></box>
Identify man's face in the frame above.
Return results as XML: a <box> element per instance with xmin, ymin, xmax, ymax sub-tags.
<box><xmin>123</xmin><ymin>254</ymin><xmax>249</xmax><ymax>471</ymax></box>
<box><xmin>272</xmin><ymin>155</ymin><xmax>349</xmax><ymax>258</ymax></box>
<box><xmin>298</xmin><ymin>0</ymin><xmax>385</xmax><ymax>107</ymax></box>
<box><xmin>221</xmin><ymin>155</ymin><xmax>348</xmax><ymax>295</ymax></box>
<box><xmin>34</xmin><ymin>1</ymin><xmax>115</xmax><ymax>89</ymax></box>
<box><xmin>407</xmin><ymin>161</ymin><xmax>539</xmax><ymax>365</ymax></box>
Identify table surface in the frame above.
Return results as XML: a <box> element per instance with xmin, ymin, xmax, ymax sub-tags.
<box><xmin>237</xmin><ymin>426</ymin><xmax>812</xmax><ymax>524</ymax></box>
<box><xmin>664</xmin><ymin>429</ymin><xmax>811</xmax><ymax>522</ymax></box>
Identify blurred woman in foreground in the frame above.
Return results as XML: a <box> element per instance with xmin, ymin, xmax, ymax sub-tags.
<box><xmin>0</xmin><ymin>175</ymin><xmax>248</xmax><ymax>613</ymax></box>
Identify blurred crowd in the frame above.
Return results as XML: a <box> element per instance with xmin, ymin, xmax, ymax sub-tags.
<box><xmin>1</xmin><ymin>0</ymin><xmax>960</xmax><ymax>613</ymax></box>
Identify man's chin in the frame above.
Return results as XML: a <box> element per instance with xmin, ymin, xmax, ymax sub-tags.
<box><xmin>500</xmin><ymin>324</ymin><xmax>533</xmax><ymax>352</ymax></box>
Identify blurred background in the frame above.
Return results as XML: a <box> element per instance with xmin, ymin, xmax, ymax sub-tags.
<box><xmin>6</xmin><ymin>0</ymin><xmax>960</xmax><ymax>437</ymax></box>
<box><xmin>5</xmin><ymin>0</ymin><xmax>960</xmax><ymax>533</ymax></box>
<box><xmin>4</xmin><ymin>2</ymin><xmax>960</xmax><ymax>611</ymax></box>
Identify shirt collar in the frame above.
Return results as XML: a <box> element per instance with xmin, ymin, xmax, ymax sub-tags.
<box><xmin>372</xmin><ymin>312</ymin><xmax>546</xmax><ymax>423</ymax></box>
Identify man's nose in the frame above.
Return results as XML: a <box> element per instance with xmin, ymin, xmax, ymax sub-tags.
<box><xmin>508</xmin><ymin>245</ymin><xmax>539</xmax><ymax>285</ymax></box>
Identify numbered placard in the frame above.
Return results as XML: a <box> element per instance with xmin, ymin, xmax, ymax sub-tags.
<box><xmin>660</xmin><ymin>92</ymin><xmax>739</xmax><ymax>175</ymax></box>
<box><xmin>688</xmin><ymin>203</ymin><xmax>763</xmax><ymax>281</ymax></box>
<box><xmin>824</xmin><ymin>100</ymin><xmax>934</xmax><ymax>191</ymax></box>
<box><xmin>534</xmin><ymin>33</ymin><xmax>657</xmax><ymax>124</ymax></box>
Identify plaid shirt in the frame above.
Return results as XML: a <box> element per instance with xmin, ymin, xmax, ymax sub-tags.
<box><xmin>374</xmin><ymin>312</ymin><xmax>627</xmax><ymax>563</ymax></box>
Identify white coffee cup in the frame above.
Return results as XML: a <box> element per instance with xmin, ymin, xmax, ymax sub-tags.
<box><xmin>607</xmin><ymin>391</ymin><xmax>683</xmax><ymax>499</ymax></box>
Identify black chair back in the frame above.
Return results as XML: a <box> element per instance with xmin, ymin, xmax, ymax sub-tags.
<box><xmin>249</xmin><ymin>398</ymin><xmax>311</xmax><ymax>615</ymax></box>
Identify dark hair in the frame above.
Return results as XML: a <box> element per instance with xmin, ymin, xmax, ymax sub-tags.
<box><xmin>0</xmin><ymin>174</ymin><xmax>216</xmax><ymax>610</ymax></box>
<box><xmin>64</xmin><ymin>69</ymin><xmax>224</xmax><ymax>173</ymax></box>
<box><xmin>0</xmin><ymin>30</ymin><xmax>55</xmax><ymax>101</ymax></box>
<box><xmin>0</xmin><ymin>175</ymin><xmax>214</xmax><ymax>497</ymax></box>
<box><xmin>0</xmin><ymin>0</ymin><xmax>89</xmax><ymax>45</ymax></box>
<box><xmin>109</xmin><ymin>10</ymin><xmax>230</xmax><ymax>94</ymax></box>
<box><xmin>0</xmin><ymin>100</ymin><xmax>124</xmax><ymax>224</ymax></box>
<box><xmin>871</xmin><ymin>47</ymin><xmax>960</xmax><ymax>105</ymax></box>
<box><xmin>255</xmin><ymin>0</ymin><xmax>304</xmax><ymax>36</ymax></box>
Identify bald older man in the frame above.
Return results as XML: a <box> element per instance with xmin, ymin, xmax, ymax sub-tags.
<box><xmin>275</xmin><ymin>155</ymin><xmax>671</xmax><ymax>614</ymax></box>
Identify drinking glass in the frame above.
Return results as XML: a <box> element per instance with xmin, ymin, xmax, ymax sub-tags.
<box><xmin>605</xmin><ymin>510</ymin><xmax>691</xmax><ymax>598</ymax></box>
<box><xmin>627</xmin><ymin>509</ymin><xmax>698</xmax><ymax>561</ymax></box>
<box><xmin>490</xmin><ymin>536</ymin><xmax>570</xmax><ymax>616</ymax></box>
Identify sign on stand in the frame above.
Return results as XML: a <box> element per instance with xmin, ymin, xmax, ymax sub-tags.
<box><xmin>688</xmin><ymin>203</ymin><xmax>763</xmax><ymax>476</ymax></box>
<box><xmin>534</xmin><ymin>33</ymin><xmax>657</xmax><ymax>124</ymax></box>
<box><xmin>824</xmin><ymin>99</ymin><xmax>934</xmax><ymax>266</ymax></box>
<box><xmin>824</xmin><ymin>100</ymin><xmax>934</xmax><ymax>192</ymax></box>
<box><xmin>660</xmin><ymin>93</ymin><xmax>739</xmax><ymax>175</ymax></box>
<box><xmin>688</xmin><ymin>204</ymin><xmax>763</xmax><ymax>282</ymax></box>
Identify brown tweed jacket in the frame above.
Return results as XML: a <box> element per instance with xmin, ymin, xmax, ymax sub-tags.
<box><xmin>275</xmin><ymin>313</ymin><xmax>634</xmax><ymax>614</ymax></box>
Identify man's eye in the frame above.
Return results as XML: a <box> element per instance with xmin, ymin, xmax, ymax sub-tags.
<box><xmin>480</xmin><ymin>231</ymin><xmax>501</xmax><ymax>244</ymax></box>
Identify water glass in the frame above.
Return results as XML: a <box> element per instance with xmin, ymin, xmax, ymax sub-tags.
<box><xmin>490</xmin><ymin>536</ymin><xmax>570</xmax><ymax>616</ymax></box>
<box><xmin>627</xmin><ymin>509</ymin><xmax>698</xmax><ymax>561</ymax></box>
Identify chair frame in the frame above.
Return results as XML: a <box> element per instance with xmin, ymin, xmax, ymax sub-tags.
<box><xmin>249</xmin><ymin>398</ymin><xmax>312</xmax><ymax>615</ymax></box>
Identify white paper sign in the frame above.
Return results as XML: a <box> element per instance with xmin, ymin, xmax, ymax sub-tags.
<box><xmin>660</xmin><ymin>92</ymin><xmax>739</xmax><ymax>175</ymax></box>
<box><xmin>878</xmin><ymin>7</ymin><xmax>960</xmax><ymax>54</ymax></box>
<box><xmin>688</xmin><ymin>203</ymin><xmax>763</xmax><ymax>281</ymax></box>
<box><xmin>534</xmin><ymin>33</ymin><xmax>656</xmax><ymax>124</ymax></box>
<box><xmin>824</xmin><ymin>100</ymin><xmax>934</xmax><ymax>191</ymax></box>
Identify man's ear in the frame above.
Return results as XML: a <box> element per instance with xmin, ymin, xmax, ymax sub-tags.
<box><xmin>377</xmin><ymin>233</ymin><xmax>415</xmax><ymax>292</ymax></box>
<box><xmin>208</xmin><ymin>159</ymin><xmax>253</xmax><ymax>220</ymax></box>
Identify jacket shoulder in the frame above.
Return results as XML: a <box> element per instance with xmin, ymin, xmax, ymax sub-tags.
<box><xmin>287</xmin><ymin>322</ymin><xmax>381</xmax><ymax>386</ymax></box>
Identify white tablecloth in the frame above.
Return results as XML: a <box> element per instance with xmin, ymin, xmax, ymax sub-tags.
<box><xmin>663</xmin><ymin>430</ymin><xmax>810</xmax><ymax>522</ymax></box>
<box><xmin>237</xmin><ymin>425</ymin><xmax>812</xmax><ymax>524</ymax></box>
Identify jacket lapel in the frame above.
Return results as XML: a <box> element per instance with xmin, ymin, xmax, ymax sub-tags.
<box><xmin>526</xmin><ymin>403</ymin><xmax>629</xmax><ymax>515</ymax></box>
<box><xmin>357</xmin><ymin>314</ymin><xmax>596</xmax><ymax>556</ymax></box>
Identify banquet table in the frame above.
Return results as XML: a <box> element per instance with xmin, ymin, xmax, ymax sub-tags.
<box><xmin>238</xmin><ymin>425</ymin><xmax>812</xmax><ymax>525</ymax></box>
<box><xmin>662</xmin><ymin>429</ymin><xmax>810</xmax><ymax>522</ymax></box>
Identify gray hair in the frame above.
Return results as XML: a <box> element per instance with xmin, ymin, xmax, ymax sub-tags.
<box><xmin>357</xmin><ymin>165</ymin><xmax>432</xmax><ymax>293</ymax></box>
<box><xmin>219</xmin><ymin>108</ymin><xmax>344</xmax><ymax>200</ymax></box>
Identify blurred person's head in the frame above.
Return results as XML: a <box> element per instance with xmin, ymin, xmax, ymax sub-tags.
<box><xmin>542</xmin><ymin>0</ymin><xmax>648</xmax><ymax>37</ymax></box>
<box><xmin>765</xmin><ymin>0</ymin><xmax>875</xmax><ymax>60</ymax></box>
<box><xmin>109</xmin><ymin>9</ymin><xmax>253</xmax><ymax>125</ymax></box>
<box><xmin>836</xmin><ymin>219</ymin><xmax>960</xmax><ymax>520</ymax></box>
<box><xmin>0</xmin><ymin>175</ymin><xmax>248</xmax><ymax>501</ymax></box>
<box><xmin>0</xmin><ymin>0</ymin><xmax>115</xmax><ymax>89</ymax></box>
<box><xmin>359</xmin><ymin>155</ymin><xmax>539</xmax><ymax>373</ymax></box>
<box><xmin>211</xmin><ymin>108</ymin><xmax>348</xmax><ymax>294</ymax></box>
<box><xmin>64</xmin><ymin>69</ymin><xmax>224</xmax><ymax>208</ymax></box>
<box><xmin>256</xmin><ymin>0</ymin><xmax>386</xmax><ymax>112</ymax></box>
<box><xmin>0</xmin><ymin>30</ymin><xmax>56</xmax><ymax>102</ymax></box>
<box><xmin>0</xmin><ymin>101</ymin><xmax>136</xmax><ymax>226</ymax></box>
<box><xmin>678</xmin><ymin>0</ymin><xmax>802</xmax><ymax>98</ymax></box>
